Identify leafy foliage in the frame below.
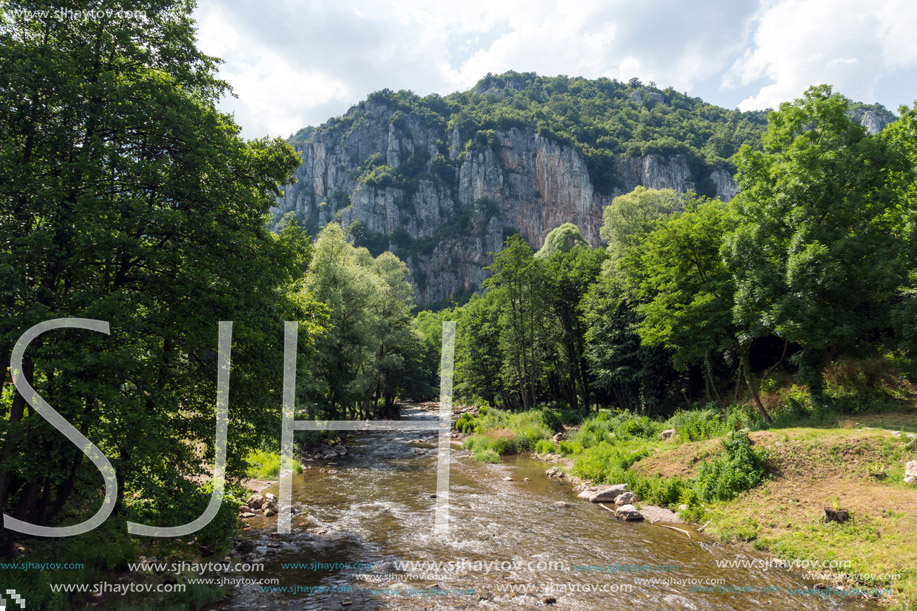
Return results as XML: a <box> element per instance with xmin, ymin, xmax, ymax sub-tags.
<box><xmin>0</xmin><ymin>0</ymin><xmax>326</xmax><ymax>558</ymax></box>
<box><xmin>693</xmin><ymin>432</ymin><xmax>769</xmax><ymax>502</ymax></box>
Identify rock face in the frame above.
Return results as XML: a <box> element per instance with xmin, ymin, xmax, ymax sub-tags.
<box><xmin>274</xmin><ymin>102</ymin><xmax>742</xmax><ymax>305</ymax></box>
<box><xmin>860</xmin><ymin>110</ymin><xmax>894</xmax><ymax>135</ymax></box>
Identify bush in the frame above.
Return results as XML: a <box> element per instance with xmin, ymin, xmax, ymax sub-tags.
<box><xmin>572</xmin><ymin>441</ymin><xmax>649</xmax><ymax>484</ymax></box>
<box><xmin>557</xmin><ymin>440</ymin><xmax>582</xmax><ymax>456</ymax></box>
<box><xmin>694</xmin><ymin>432</ymin><xmax>768</xmax><ymax>503</ymax></box>
<box><xmin>626</xmin><ymin>473</ymin><xmax>690</xmax><ymax>507</ymax></box>
<box><xmin>473</xmin><ymin>449</ymin><xmax>501</xmax><ymax>463</ymax></box>
<box><xmin>539</xmin><ymin>407</ymin><xmax>564</xmax><ymax>431</ymax></box>
<box><xmin>245</xmin><ymin>449</ymin><xmax>303</xmax><ymax>479</ymax></box>
<box><xmin>614</xmin><ymin>414</ymin><xmax>659</xmax><ymax>439</ymax></box>
<box><xmin>535</xmin><ymin>439</ymin><xmax>556</xmax><ymax>454</ymax></box>
<box><xmin>460</xmin><ymin>408</ymin><xmax>554</xmax><ymax>455</ymax></box>
<box><xmin>666</xmin><ymin>408</ymin><xmax>730</xmax><ymax>441</ymax></box>
<box><xmin>455</xmin><ymin>413</ymin><xmax>477</xmax><ymax>434</ymax></box>
<box><xmin>573</xmin><ymin>418</ymin><xmax>615</xmax><ymax>448</ymax></box>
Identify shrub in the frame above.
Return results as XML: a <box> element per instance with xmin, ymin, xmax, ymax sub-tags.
<box><xmin>535</xmin><ymin>439</ymin><xmax>556</xmax><ymax>454</ymax></box>
<box><xmin>626</xmin><ymin>473</ymin><xmax>690</xmax><ymax>507</ymax></box>
<box><xmin>614</xmin><ymin>414</ymin><xmax>659</xmax><ymax>439</ymax></box>
<box><xmin>455</xmin><ymin>413</ymin><xmax>477</xmax><ymax>434</ymax></box>
<box><xmin>572</xmin><ymin>441</ymin><xmax>649</xmax><ymax>484</ymax></box>
<box><xmin>666</xmin><ymin>408</ymin><xmax>730</xmax><ymax>441</ymax></box>
<box><xmin>245</xmin><ymin>449</ymin><xmax>303</xmax><ymax>479</ymax></box>
<box><xmin>694</xmin><ymin>432</ymin><xmax>768</xmax><ymax>503</ymax></box>
<box><xmin>573</xmin><ymin>418</ymin><xmax>615</xmax><ymax>448</ymax></box>
<box><xmin>473</xmin><ymin>449</ymin><xmax>501</xmax><ymax>463</ymax></box>
<box><xmin>539</xmin><ymin>407</ymin><xmax>564</xmax><ymax>431</ymax></box>
<box><xmin>557</xmin><ymin>440</ymin><xmax>582</xmax><ymax>456</ymax></box>
<box><xmin>486</xmin><ymin>428</ymin><xmax>518</xmax><ymax>454</ymax></box>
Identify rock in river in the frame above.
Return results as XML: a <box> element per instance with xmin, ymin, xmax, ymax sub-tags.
<box><xmin>615</xmin><ymin>504</ymin><xmax>644</xmax><ymax>521</ymax></box>
<box><xmin>577</xmin><ymin>484</ymin><xmax>628</xmax><ymax>503</ymax></box>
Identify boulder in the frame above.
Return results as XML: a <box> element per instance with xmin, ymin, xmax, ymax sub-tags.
<box><xmin>659</xmin><ymin>429</ymin><xmax>676</xmax><ymax>440</ymax></box>
<box><xmin>824</xmin><ymin>508</ymin><xmax>849</xmax><ymax>523</ymax></box>
<box><xmin>335</xmin><ymin>446</ymin><xmax>348</xmax><ymax>456</ymax></box>
<box><xmin>264</xmin><ymin>508</ymin><xmax>277</xmax><ymax>517</ymax></box>
<box><xmin>503</xmin><ymin>476</ymin><xmax>513</xmax><ymax>481</ymax></box>
<box><xmin>545</xmin><ymin>467</ymin><xmax>565</xmax><ymax>478</ymax></box>
<box><xmin>246</xmin><ymin>494</ymin><xmax>264</xmax><ymax>510</ymax></box>
<box><xmin>905</xmin><ymin>461</ymin><xmax>917</xmax><ymax>485</ymax></box>
<box><xmin>615</xmin><ymin>504</ymin><xmax>643</xmax><ymax>521</ymax></box>
<box><xmin>615</xmin><ymin>491</ymin><xmax>637</xmax><ymax>506</ymax></box>
<box><xmin>578</xmin><ymin>484</ymin><xmax>628</xmax><ymax>503</ymax></box>
<box><xmin>552</xmin><ymin>432</ymin><xmax>566</xmax><ymax>443</ymax></box>
<box><xmin>553</xmin><ymin>501</ymin><xmax>570</xmax><ymax>508</ymax></box>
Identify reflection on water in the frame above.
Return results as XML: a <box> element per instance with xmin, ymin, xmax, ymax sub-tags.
<box><xmin>222</xmin><ymin>405</ymin><xmax>881</xmax><ymax>610</ymax></box>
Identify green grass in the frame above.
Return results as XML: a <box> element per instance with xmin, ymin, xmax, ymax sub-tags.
<box><xmin>244</xmin><ymin>449</ymin><xmax>303</xmax><ymax>479</ymax></box>
<box><xmin>459</xmin><ymin>407</ymin><xmax>555</xmax><ymax>457</ymax></box>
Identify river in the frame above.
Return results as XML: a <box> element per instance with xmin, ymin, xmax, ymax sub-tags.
<box><xmin>220</xmin><ymin>405</ymin><xmax>881</xmax><ymax>610</ymax></box>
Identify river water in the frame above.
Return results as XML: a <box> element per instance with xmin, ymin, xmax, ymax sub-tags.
<box><xmin>221</xmin><ymin>405</ymin><xmax>880</xmax><ymax>611</ymax></box>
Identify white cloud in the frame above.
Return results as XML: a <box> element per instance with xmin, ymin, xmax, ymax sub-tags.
<box><xmin>727</xmin><ymin>0</ymin><xmax>917</xmax><ymax>110</ymax></box>
<box><xmin>192</xmin><ymin>0</ymin><xmax>917</xmax><ymax>138</ymax></box>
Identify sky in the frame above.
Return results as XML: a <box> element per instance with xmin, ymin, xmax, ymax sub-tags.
<box><xmin>193</xmin><ymin>0</ymin><xmax>917</xmax><ymax>140</ymax></box>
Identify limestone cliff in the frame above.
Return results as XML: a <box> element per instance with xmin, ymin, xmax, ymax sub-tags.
<box><xmin>274</xmin><ymin>75</ymin><xmax>758</xmax><ymax>304</ymax></box>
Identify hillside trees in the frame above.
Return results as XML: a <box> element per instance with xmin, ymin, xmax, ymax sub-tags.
<box><xmin>623</xmin><ymin>196</ymin><xmax>770</xmax><ymax>419</ymax></box>
<box><xmin>725</xmin><ymin>86</ymin><xmax>908</xmax><ymax>402</ymax></box>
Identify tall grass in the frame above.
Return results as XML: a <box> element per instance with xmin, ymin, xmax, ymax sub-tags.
<box><xmin>244</xmin><ymin>449</ymin><xmax>303</xmax><ymax>479</ymax></box>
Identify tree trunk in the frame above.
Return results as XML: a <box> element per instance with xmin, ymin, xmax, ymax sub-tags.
<box><xmin>704</xmin><ymin>353</ymin><xmax>724</xmax><ymax>404</ymax></box>
<box><xmin>0</xmin><ymin>356</ymin><xmax>34</xmax><ymax>513</ymax></box>
<box><xmin>741</xmin><ymin>348</ymin><xmax>771</xmax><ymax>422</ymax></box>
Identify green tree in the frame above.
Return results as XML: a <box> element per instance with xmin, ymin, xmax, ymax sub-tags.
<box><xmin>600</xmin><ymin>186</ymin><xmax>681</xmax><ymax>260</ymax></box>
<box><xmin>535</xmin><ymin>222</ymin><xmax>589</xmax><ymax>259</ymax></box>
<box><xmin>623</xmin><ymin>195</ymin><xmax>770</xmax><ymax>418</ymax></box>
<box><xmin>0</xmin><ymin>0</ymin><xmax>323</xmax><ymax>549</ymax></box>
<box><xmin>882</xmin><ymin>103</ymin><xmax>917</xmax><ymax>356</ymax></box>
<box><xmin>485</xmin><ymin>236</ymin><xmax>547</xmax><ymax>409</ymax></box>
<box><xmin>453</xmin><ymin>292</ymin><xmax>505</xmax><ymax>406</ymax></box>
<box><xmin>725</xmin><ymin>85</ymin><xmax>906</xmax><ymax>402</ymax></box>
<box><xmin>302</xmin><ymin>224</ymin><xmax>418</xmax><ymax>418</ymax></box>
<box><xmin>540</xmin><ymin>240</ymin><xmax>607</xmax><ymax>411</ymax></box>
<box><xmin>583</xmin><ymin>264</ymin><xmax>681</xmax><ymax>414</ymax></box>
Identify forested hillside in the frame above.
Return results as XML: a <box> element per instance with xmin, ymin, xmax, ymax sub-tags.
<box><xmin>273</xmin><ymin>72</ymin><xmax>895</xmax><ymax>306</ymax></box>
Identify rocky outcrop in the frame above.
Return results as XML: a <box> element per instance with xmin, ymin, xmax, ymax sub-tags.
<box><xmin>274</xmin><ymin>102</ymin><xmax>741</xmax><ymax>304</ymax></box>
<box><xmin>860</xmin><ymin>110</ymin><xmax>894</xmax><ymax>136</ymax></box>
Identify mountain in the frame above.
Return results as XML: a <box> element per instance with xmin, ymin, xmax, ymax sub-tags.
<box><xmin>271</xmin><ymin>72</ymin><xmax>893</xmax><ymax>306</ymax></box>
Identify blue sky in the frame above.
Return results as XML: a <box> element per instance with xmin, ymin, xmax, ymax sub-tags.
<box><xmin>193</xmin><ymin>0</ymin><xmax>917</xmax><ymax>139</ymax></box>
